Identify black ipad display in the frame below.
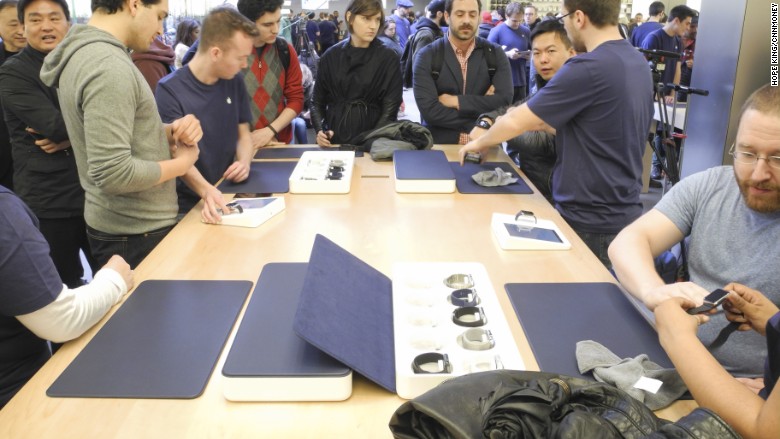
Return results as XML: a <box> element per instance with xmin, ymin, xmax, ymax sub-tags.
<box><xmin>504</xmin><ymin>223</ymin><xmax>563</xmax><ymax>243</ymax></box>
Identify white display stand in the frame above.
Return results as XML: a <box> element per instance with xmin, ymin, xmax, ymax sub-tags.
<box><xmin>491</xmin><ymin>212</ymin><xmax>571</xmax><ymax>251</ymax></box>
<box><xmin>289</xmin><ymin>151</ymin><xmax>355</xmax><ymax>194</ymax></box>
<box><xmin>392</xmin><ymin>262</ymin><xmax>525</xmax><ymax>399</ymax></box>
<box><xmin>223</xmin><ymin>373</ymin><xmax>353</xmax><ymax>402</ymax></box>
<box><xmin>394</xmin><ymin>150</ymin><xmax>456</xmax><ymax>194</ymax></box>
<box><xmin>216</xmin><ymin>197</ymin><xmax>286</xmax><ymax>228</ymax></box>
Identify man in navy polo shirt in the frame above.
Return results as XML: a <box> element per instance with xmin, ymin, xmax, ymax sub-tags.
<box><xmin>156</xmin><ymin>7</ymin><xmax>258</xmax><ymax>223</ymax></box>
<box><xmin>460</xmin><ymin>0</ymin><xmax>653</xmax><ymax>268</ymax></box>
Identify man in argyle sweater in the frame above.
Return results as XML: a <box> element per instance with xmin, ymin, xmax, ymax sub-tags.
<box><xmin>238</xmin><ymin>0</ymin><xmax>304</xmax><ymax>147</ymax></box>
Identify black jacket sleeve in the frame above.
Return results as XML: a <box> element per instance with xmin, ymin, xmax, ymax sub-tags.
<box><xmin>310</xmin><ymin>53</ymin><xmax>331</xmax><ymax>134</ymax></box>
<box><xmin>375</xmin><ymin>49</ymin><xmax>404</xmax><ymax>128</ymax></box>
<box><xmin>0</xmin><ymin>62</ymin><xmax>69</xmax><ymax>143</ymax></box>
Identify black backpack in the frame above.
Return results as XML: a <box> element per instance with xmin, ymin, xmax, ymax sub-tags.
<box><xmin>429</xmin><ymin>36</ymin><xmax>498</xmax><ymax>85</ymax></box>
<box><xmin>401</xmin><ymin>28</ymin><xmax>437</xmax><ymax>88</ymax></box>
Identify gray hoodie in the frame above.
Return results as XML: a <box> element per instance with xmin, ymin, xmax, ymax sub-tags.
<box><xmin>41</xmin><ymin>24</ymin><xmax>177</xmax><ymax>235</ymax></box>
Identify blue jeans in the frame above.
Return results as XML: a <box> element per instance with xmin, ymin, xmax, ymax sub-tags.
<box><xmin>292</xmin><ymin>117</ymin><xmax>308</xmax><ymax>144</ymax></box>
<box><xmin>86</xmin><ymin>224</ymin><xmax>174</xmax><ymax>269</ymax></box>
<box><xmin>573</xmin><ymin>229</ymin><xmax>617</xmax><ymax>270</ymax></box>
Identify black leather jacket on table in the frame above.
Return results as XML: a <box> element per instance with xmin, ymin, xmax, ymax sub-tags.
<box><xmin>390</xmin><ymin>370</ymin><xmax>740</xmax><ymax>439</ymax></box>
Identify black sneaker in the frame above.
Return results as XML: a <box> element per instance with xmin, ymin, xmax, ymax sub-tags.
<box><xmin>650</xmin><ymin>165</ymin><xmax>663</xmax><ymax>180</ymax></box>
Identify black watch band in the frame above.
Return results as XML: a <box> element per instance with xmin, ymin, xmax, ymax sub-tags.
<box><xmin>475</xmin><ymin>118</ymin><xmax>492</xmax><ymax>129</ymax></box>
<box><xmin>452</xmin><ymin>306</ymin><xmax>488</xmax><ymax>327</ymax></box>
<box><xmin>411</xmin><ymin>352</ymin><xmax>452</xmax><ymax>374</ymax></box>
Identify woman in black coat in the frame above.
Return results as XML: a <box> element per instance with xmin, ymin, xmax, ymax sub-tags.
<box><xmin>311</xmin><ymin>0</ymin><xmax>403</xmax><ymax>146</ymax></box>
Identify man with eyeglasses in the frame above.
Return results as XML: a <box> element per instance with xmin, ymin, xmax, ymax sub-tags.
<box><xmin>460</xmin><ymin>0</ymin><xmax>653</xmax><ymax>268</ymax></box>
<box><xmin>609</xmin><ymin>84</ymin><xmax>780</xmax><ymax>388</ymax></box>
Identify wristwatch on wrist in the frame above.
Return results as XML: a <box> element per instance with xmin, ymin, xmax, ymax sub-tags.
<box><xmin>475</xmin><ymin>118</ymin><xmax>492</xmax><ymax>130</ymax></box>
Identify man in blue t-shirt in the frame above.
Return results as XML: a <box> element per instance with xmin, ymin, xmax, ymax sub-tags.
<box><xmin>487</xmin><ymin>1</ymin><xmax>530</xmax><ymax>103</ymax></box>
<box><xmin>392</xmin><ymin>0</ymin><xmax>413</xmax><ymax>50</ymax></box>
<box><xmin>629</xmin><ymin>0</ymin><xmax>664</xmax><ymax>47</ymax></box>
<box><xmin>641</xmin><ymin>5</ymin><xmax>697</xmax><ymax>180</ymax></box>
<box><xmin>156</xmin><ymin>7</ymin><xmax>258</xmax><ymax>224</ymax></box>
<box><xmin>641</xmin><ymin>5</ymin><xmax>697</xmax><ymax>103</ymax></box>
<box><xmin>460</xmin><ymin>0</ymin><xmax>653</xmax><ymax>268</ymax></box>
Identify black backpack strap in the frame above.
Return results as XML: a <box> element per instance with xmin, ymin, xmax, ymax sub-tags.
<box><xmin>430</xmin><ymin>37</ymin><xmax>446</xmax><ymax>81</ymax></box>
<box><xmin>275</xmin><ymin>38</ymin><xmax>291</xmax><ymax>71</ymax></box>
<box><xmin>400</xmin><ymin>33</ymin><xmax>417</xmax><ymax>88</ymax></box>
<box><xmin>477</xmin><ymin>37</ymin><xmax>498</xmax><ymax>83</ymax></box>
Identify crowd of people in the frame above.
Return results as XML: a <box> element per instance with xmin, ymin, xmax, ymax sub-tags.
<box><xmin>0</xmin><ymin>0</ymin><xmax>778</xmax><ymax>436</ymax></box>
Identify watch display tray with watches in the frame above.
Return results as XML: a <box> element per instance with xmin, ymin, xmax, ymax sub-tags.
<box><xmin>491</xmin><ymin>211</ymin><xmax>572</xmax><ymax>250</ymax></box>
<box><xmin>392</xmin><ymin>262</ymin><xmax>525</xmax><ymax>399</ymax></box>
<box><xmin>288</xmin><ymin>150</ymin><xmax>355</xmax><ymax>194</ymax></box>
<box><xmin>394</xmin><ymin>149</ymin><xmax>456</xmax><ymax>194</ymax></box>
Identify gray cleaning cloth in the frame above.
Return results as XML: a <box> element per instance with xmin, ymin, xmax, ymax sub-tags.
<box><xmin>575</xmin><ymin>340</ymin><xmax>688</xmax><ymax>410</ymax></box>
<box><xmin>471</xmin><ymin>167</ymin><xmax>518</xmax><ymax>187</ymax></box>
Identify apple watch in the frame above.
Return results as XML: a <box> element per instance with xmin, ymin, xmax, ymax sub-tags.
<box><xmin>412</xmin><ymin>352</ymin><xmax>452</xmax><ymax>374</ymax></box>
<box><xmin>450</xmin><ymin>288</ymin><xmax>480</xmax><ymax>307</ymax></box>
<box><xmin>458</xmin><ymin>328</ymin><xmax>495</xmax><ymax>351</ymax></box>
<box><xmin>452</xmin><ymin>306</ymin><xmax>488</xmax><ymax>327</ymax></box>
<box><xmin>475</xmin><ymin>118</ymin><xmax>493</xmax><ymax>130</ymax></box>
<box><xmin>444</xmin><ymin>274</ymin><xmax>474</xmax><ymax>289</ymax></box>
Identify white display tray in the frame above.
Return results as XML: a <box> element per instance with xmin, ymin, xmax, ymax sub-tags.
<box><xmin>392</xmin><ymin>262</ymin><xmax>525</xmax><ymax>399</ymax></box>
<box><xmin>491</xmin><ymin>213</ymin><xmax>571</xmax><ymax>250</ymax></box>
<box><xmin>289</xmin><ymin>151</ymin><xmax>355</xmax><ymax>194</ymax></box>
<box><xmin>216</xmin><ymin>196</ymin><xmax>285</xmax><ymax>228</ymax></box>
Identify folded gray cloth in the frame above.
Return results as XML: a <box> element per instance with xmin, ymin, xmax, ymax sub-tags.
<box><xmin>471</xmin><ymin>167</ymin><xmax>518</xmax><ymax>187</ymax></box>
<box><xmin>576</xmin><ymin>340</ymin><xmax>688</xmax><ymax>410</ymax></box>
<box><xmin>369</xmin><ymin>139</ymin><xmax>417</xmax><ymax>160</ymax></box>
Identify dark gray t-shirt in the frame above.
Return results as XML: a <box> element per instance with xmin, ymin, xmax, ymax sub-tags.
<box><xmin>655</xmin><ymin>166</ymin><xmax>780</xmax><ymax>376</ymax></box>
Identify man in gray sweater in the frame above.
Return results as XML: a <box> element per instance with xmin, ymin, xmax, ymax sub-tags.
<box><xmin>41</xmin><ymin>0</ymin><xmax>202</xmax><ymax>268</ymax></box>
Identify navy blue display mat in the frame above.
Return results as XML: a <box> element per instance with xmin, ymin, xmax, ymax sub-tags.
<box><xmin>449</xmin><ymin>161</ymin><xmax>533</xmax><ymax>194</ymax></box>
<box><xmin>254</xmin><ymin>147</ymin><xmax>364</xmax><ymax>159</ymax></box>
<box><xmin>223</xmin><ymin>263</ymin><xmax>350</xmax><ymax>379</ymax></box>
<box><xmin>47</xmin><ymin>280</ymin><xmax>252</xmax><ymax>399</ymax></box>
<box><xmin>217</xmin><ymin>161</ymin><xmax>296</xmax><ymax>194</ymax></box>
<box><xmin>254</xmin><ymin>147</ymin><xmax>320</xmax><ymax>159</ymax></box>
<box><xmin>394</xmin><ymin>150</ymin><xmax>455</xmax><ymax>180</ymax></box>
<box><xmin>293</xmin><ymin>234</ymin><xmax>396</xmax><ymax>393</ymax></box>
<box><xmin>505</xmin><ymin>282</ymin><xmax>672</xmax><ymax>379</ymax></box>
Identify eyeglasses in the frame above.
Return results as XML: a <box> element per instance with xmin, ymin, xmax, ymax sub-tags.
<box><xmin>556</xmin><ymin>11</ymin><xmax>575</xmax><ymax>22</ymax></box>
<box><xmin>730</xmin><ymin>144</ymin><xmax>780</xmax><ymax>170</ymax></box>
